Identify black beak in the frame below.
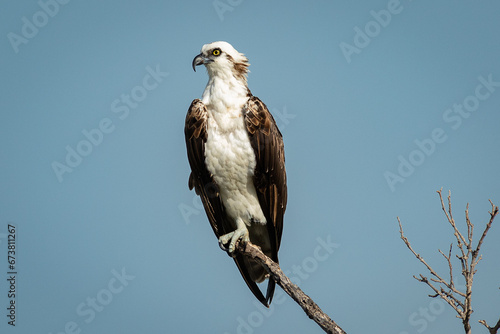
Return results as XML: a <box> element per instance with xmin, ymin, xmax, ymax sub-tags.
<box><xmin>192</xmin><ymin>53</ymin><xmax>204</xmax><ymax>72</ymax></box>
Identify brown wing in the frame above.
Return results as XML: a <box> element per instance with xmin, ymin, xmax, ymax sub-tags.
<box><xmin>185</xmin><ymin>99</ymin><xmax>228</xmax><ymax>237</ymax></box>
<box><xmin>244</xmin><ymin>96</ymin><xmax>287</xmax><ymax>304</ymax></box>
<box><xmin>184</xmin><ymin>99</ymin><xmax>269</xmax><ymax>306</ymax></box>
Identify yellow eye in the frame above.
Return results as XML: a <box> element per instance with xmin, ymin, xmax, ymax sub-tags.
<box><xmin>212</xmin><ymin>49</ymin><xmax>221</xmax><ymax>56</ymax></box>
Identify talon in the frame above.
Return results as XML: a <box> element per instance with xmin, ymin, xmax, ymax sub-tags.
<box><xmin>219</xmin><ymin>240</ymin><xmax>228</xmax><ymax>252</ymax></box>
<box><xmin>218</xmin><ymin>232</ymin><xmax>234</xmax><ymax>251</ymax></box>
<box><xmin>218</xmin><ymin>218</ymin><xmax>249</xmax><ymax>254</ymax></box>
<box><xmin>229</xmin><ymin>229</ymin><xmax>249</xmax><ymax>253</ymax></box>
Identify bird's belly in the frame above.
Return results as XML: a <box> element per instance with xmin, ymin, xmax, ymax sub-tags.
<box><xmin>204</xmin><ymin>124</ymin><xmax>266</xmax><ymax>226</ymax></box>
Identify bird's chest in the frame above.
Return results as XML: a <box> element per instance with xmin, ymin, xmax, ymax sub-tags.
<box><xmin>204</xmin><ymin>113</ymin><xmax>256</xmax><ymax>186</ymax></box>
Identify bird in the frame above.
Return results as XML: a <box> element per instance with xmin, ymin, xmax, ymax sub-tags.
<box><xmin>184</xmin><ymin>41</ymin><xmax>287</xmax><ymax>307</ymax></box>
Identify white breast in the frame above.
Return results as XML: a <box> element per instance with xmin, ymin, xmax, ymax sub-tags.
<box><xmin>203</xmin><ymin>102</ymin><xmax>267</xmax><ymax>228</ymax></box>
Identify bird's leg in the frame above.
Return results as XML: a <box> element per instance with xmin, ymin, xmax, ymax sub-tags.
<box><xmin>218</xmin><ymin>218</ymin><xmax>250</xmax><ymax>254</ymax></box>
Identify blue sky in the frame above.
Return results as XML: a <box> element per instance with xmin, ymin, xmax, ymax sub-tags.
<box><xmin>1</xmin><ymin>1</ymin><xmax>499</xmax><ymax>333</ymax></box>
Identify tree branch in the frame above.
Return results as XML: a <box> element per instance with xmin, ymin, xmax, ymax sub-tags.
<box><xmin>480</xmin><ymin>316</ymin><xmax>500</xmax><ymax>334</ymax></box>
<box><xmin>235</xmin><ymin>241</ymin><xmax>347</xmax><ymax>334</ymax></box>
<box><xmin>474</xmin><ymin>200</ymin><xmax>499</xmax><ymax>265</ymax></box>
<box><xmin>399</xmin><ymin>190</ymin><xmax>499</xmax><ymax>334</ymax></box>
<box><xmin>399</xmin><ymin>217</ymin><xmax>465</xmax><ymax>316</ymax></box>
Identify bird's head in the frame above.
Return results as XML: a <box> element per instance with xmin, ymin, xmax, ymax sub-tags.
<box><xmin>192</xmin><ymin>41</ymin><xmax>249</xmax><ymax>81</ymax></box>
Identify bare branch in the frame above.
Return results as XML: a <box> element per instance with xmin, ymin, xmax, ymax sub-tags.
<box><xmin>235</xmin><ymin>241</ymin><xmax>347</xmax><ymax>334</ymax></box>
<box><xmin>400</xmin><ymin>190</ymin><xmax>499</xmax><ymax>334</ymax></box>
<box><xmin>437</xmin><ymin>189</ymin><xmax>468</xmax><ymax>258</ymax></box>
<box><xmin>473</xmin><ymin>201</ymin><xmax>499</xmax><ymax>263</ymax></box>
<box><xmin>413</xmin><ymin>273</ymin><xmax>464</xmax><ymax>316</ymax></box>
<box><xmin>398</xmin><ymin>218</ymin><xmax>446</xmax><ymax>282</ymax></box>
<box><xmin>438</xmin><ymin>244</ymin><xmax>454</xmax><ymax>288</ymax></box>
<box><xmin>479</xmin><ymin>316</ymin><xmax>500</xmax><ymax>334</ymax></box>
<box><xmin>465</xmin><ymin>203</ymin><xmax>473</xmax><ymax>251</ymax></box>
<box><xmin>399</xmin><ymin>219</ymin><xmax>465</xmax><ymax>314</ymax></box>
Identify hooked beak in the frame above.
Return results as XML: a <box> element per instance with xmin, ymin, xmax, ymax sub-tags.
<box><xmin>192</xmin><ymin>53</ymin><xmax>205</xmax><ymax>72</ymax></box>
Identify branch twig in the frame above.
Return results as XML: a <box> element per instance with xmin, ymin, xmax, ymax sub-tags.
<box><xmin>398</xmin><ymin>189</ymin><xmax>499</xmax><ymax>334</ymax></box>
<box><xmin>480</xmin><ymin>316</ymin><xmax>500</xmax><ymax>334</ymax></box>
<box><xmin>235</xmin><ymin>241</ymin><xmax>347</xmax><ymax>334</ymax></box>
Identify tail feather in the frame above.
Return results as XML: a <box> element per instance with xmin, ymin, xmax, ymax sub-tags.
<box><xmin>233</xmin><ymin>254</ymin><xmax>268</xmax><ymax>307</ymax></box>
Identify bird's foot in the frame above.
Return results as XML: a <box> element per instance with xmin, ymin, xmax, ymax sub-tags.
<box><xmin>218</xmin><ymin>218</ymin><xmax>249</xmax><ymax>254</ymax></box>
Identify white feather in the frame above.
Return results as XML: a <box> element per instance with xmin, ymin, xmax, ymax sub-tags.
<box><xmin>200</xmin><ymin>42</ymin><xmax>267</xmax><ymax>228</ymax></box>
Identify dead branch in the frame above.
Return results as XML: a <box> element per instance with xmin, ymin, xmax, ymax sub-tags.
<box><xmin>480</xmin><ymin>316</ymin><xmax>500</xmax><ymax>334</ymax></box>
<box><xmin>235</xmin><ymin>240</ymin><xmax>347</xmax><ymax>334</ymax></box>
<box><xmin>398</xmin><ymin>189</ymin><xmax>499</xmax><ymax>334</ymax></box>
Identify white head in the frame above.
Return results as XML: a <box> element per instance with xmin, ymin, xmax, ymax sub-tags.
<box><xmin>192</xmin><ymin>41</ymin><xmax>249</xmax><ymax>82</ymax></box>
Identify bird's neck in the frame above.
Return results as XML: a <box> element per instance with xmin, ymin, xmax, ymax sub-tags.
<box><xmin>202</xmin><ymin>71</ymin><xmax>250</xmax><ymax>110</ymax></box>
<box><xmin>201</xmin><ymin>73</ymin><xmax>250</xmax><ymax>131</ymax></box>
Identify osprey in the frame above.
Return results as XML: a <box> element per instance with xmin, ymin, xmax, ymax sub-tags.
<box><xmin>185</xmin><ymin>41</ymin><xmax>287</xmax><ymax>307</ymax></box>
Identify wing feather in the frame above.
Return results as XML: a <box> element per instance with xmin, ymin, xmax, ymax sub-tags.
<box><xmin>185</xmin><ymin>99</ymin><xmax>227</xmax><ymax>237</ymax></box>
<box><xmin>244</xmin><ymin>96</ymin><xmax>287</xmax><ymax>304</ymax></box>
